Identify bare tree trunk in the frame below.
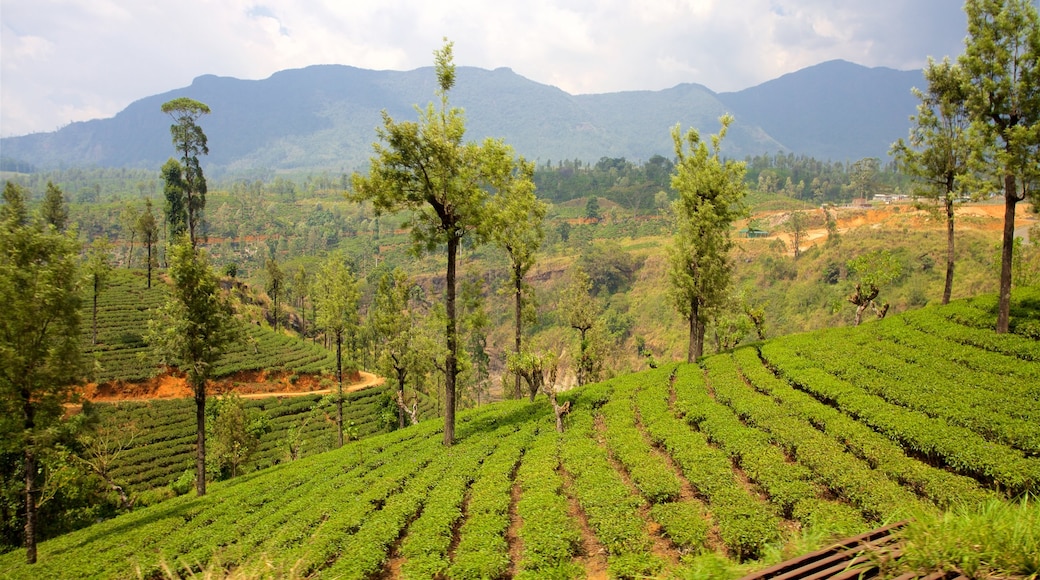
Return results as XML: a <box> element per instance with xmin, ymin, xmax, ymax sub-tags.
<box><xmin>396</xmin><ymin>366</ymin><xmax>407</xmax><ymax>429</ymax></box>
<box><xmin>24</xmin><ymin>447</ymin><xmax>36</xmax><ymax>564</ymax></box>
<box><xmin>146</xmin><ymin>242</ymin><xmax>153</xmax><ymax>289</ymax></box>
<box><xmin>996</xmin><ymin>173</ymin><xmax>1018</xmax><ymax>334</ymax></box>
<box><xmin>687</xmin><ymin>298</ymin><xmax>703</xmax><ymax>363</ymax></box>
<box><xmin>125</xmin><ymin>231</ymin><xmax>136</xmax><ymax>268</ymax></box>
<box><xmin>92</xmin><ymin>280</ymin><xmax>99</xmax><ymax>346</ymax></box>
<box><xmin>942</xmin><ymin>195</ymin><xmax>955</xmax><ymax>305</ymax></box>
<box><xmin>444</xmin><ymin>236</ymin><xmax>458</xmax><ymax>446</ymax></box>
<box><xmin>513</xmin><ymin>268</ymin><xmax>523</xmax><ymax>399</ymax></box>
<box><xmin>194</xmin><ymin>384</ymin><xmax>206</xmax><ymax>496</ymax></box>
<box><xmin>336</xmin><ymin>333</ymin><xmax>344</xmax><ymax>448</ymax></box>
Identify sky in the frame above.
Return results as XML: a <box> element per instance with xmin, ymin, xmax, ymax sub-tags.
<box><xmin>1</xmin><ymin>0</ymin><xmax>973</xmax><ymax>138</ymax></box>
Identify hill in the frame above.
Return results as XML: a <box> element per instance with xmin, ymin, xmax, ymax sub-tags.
<box><xmin>0</xmin><ymin>60</ymin><xmax>917</xmax><ymax>172</ymax></box>
<box><xmin>3</xmin><ymin>288</ymin><xmax>1037</xmax><ymax>579</ymax></box>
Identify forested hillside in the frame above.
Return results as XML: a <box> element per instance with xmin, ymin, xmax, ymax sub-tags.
<box><xmin>2</xmin><ymin>289</ymin><xmax>1037</xmax><ymax>579</ymax></box>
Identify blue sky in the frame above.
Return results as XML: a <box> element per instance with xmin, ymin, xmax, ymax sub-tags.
<box><xmin>1</xmin><ymin>0</ymin><xmax>970</xmax><ymax>138</ymax></box>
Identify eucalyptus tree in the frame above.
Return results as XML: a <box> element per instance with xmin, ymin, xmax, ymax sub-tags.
<box><xmin>147</xmin><ymin>237</ymin><xmax>237</xmax><ymax>496</ymax></box>
<box><xmin>314</xmin><ymin>256</ymin><xmax>360</xmax><ymax>447</ymax></box>
<box><xmin>959</xmin><ymin>0</ymin><xmax>1040</xmax><ymax>332</ymax></box>
<box><xmin>0</xmin><ymin>184</ymin><xmax>82</xmax><ymax>564</ymax></box>
<box><xmin>351</xmin><ymin>40</ymin><xmax>524</xmax><ymax>445</ymax></box>
<box><xmin>265</xmin><ymin>256</ymin><xmax>285</xmax><ymax>330</ymax></box>
<box><xmin>488</xmin><ymin>159</ymin><xmax>546</xmax><ymax>398</ymax></box>
<box><xmin>136</xmin><ymin>198</ymin><xmax>159</xmax><ymax>288</ymax></box>
<box><xmin>84</xmin><ymin>238</ymin><xmax>113</xmax><ymax>346</ymax></box>
<box><xmin>892</xmin><ymin>58</ymin><xmax>973</xmax><ymax>304</ymax></box>
<box><xmin>667</xmin><ymin>115</ymin><xmax>748</xmax><ymax>362</ymax></box>
<box><xmin>161</xmin><ymin>97</ymin><xmax>211</xmax><ymax>248</ymax></box>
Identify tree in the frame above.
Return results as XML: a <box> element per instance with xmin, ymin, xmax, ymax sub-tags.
<box><xmin>507</xmin><ymin>350</ymin><xmax>569</xmax><ymax>431</ymax></box>
<box><xmin>314</xmin><ymin>257</ymin><xmax>360</xmax><ymax>448</ymax></box>
<box><xmin>2</xmin><ymin>182</ymin><xmax>29</xmax><ymax>227</ymax></box>
<box><xmin>560</xmin><ymin>266</ymin><xmax>600</xmax><ymax>386</ymax></box>
<box><xmin>893</xmin><ymin>58</ymin><xmax>973</xmax><ymax>305</ymax></box>
<box><xmin>161</xmin><ymin>158</ymin><xmax>187</xmax><ymax>242</ymax></box>
<box><xmin>370</xmin><ymin>269</ymin><xmax>431</xmax><ymax>428</ymax></box>
<box><xmin>488</xmin><ymin>160</ymin><xmax>546</xmax><ymax>398</ymax></box>
<box><xmin>0</xmin><ymin>187</ymin><xmax>82</xmax><ymax>564</ymax></box>
<box><xmin>351</xmin><ymin>40</ymin><xmax>520</xmax><ymax>446</ymax></box>
<box><xmin>84</xmin><ymin>239</ymin><xmax>112</xmax><ymax>346</ymax></box>
<box><xmin>161</xmin><ymin>98</ymin><xmax>211</xmax><ymax>248</ymax></box>
<box><xmin>787</xmin><ymin>210</ymin><xmax>807</xmax><ymax>259</ymax></box>
<box><xmin>667</xmin><ymin>115</ymin><xmax>749</xmax><ymax>362</ymax></box>
<box><xmin>290</xmin><ymin>266</ymin><xmax>310</xmax><ymax>337</ymax></box>
<box><xmin>147</xmin><ymin>237</ymin><xmax>237</xmax><ymax>496</ymax></box>
<box><xmin>208</xmin><ymin>393</ymin><xmax>269</xmax><ymax>479</ymax></box>
<box><xmin>585</xmin><ymin>195</ymin><xmax>601</xmax><ymax>221</ymax></box>
<box><xmin>40</xmin><ymin>181</ymin><xmax>68</xmax><ymax>232</ymax></box>
<box><xmin>265</xmin><ymin>257</ymin><xmax>285</xmax><ymax>331</ymax></box>
<box><xmin>136</xmin><ymin>198</ymin><xmax>159</xmax><ymax>289</ymax></box>
<box><xmin>119</xmin><ymin>204</ymin><xmax>141</xmax><ymax>268</ymax></box>
<box><xmin>845</xmin><ymin>158</ymin><xmax>884</xmax><ymax>200</ymax></box>
<box><xmin>959</xmin><ymin>0</ymin><xmax>1040</xmax><ymax>333</ymax></box>
<box><xmin>846</xmin><ymin>250</ymin><xmax>901</xmax><ymax>325</ymax></box>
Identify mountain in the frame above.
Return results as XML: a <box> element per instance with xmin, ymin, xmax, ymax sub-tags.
<box><xmin>718</xmin><ymin>59</ymin><xmax>923</xmax><ymax>161</ymax></box>
<box><xmin>0</xmin><ymin>60</ymin><xmax>920</xmax><ymax>173</ymax></box>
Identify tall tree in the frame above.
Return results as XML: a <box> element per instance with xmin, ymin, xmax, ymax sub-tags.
<box><xmin>290</xmin><ymin>266</ymin><xmax>309</xmax><ymax>337</ymax></box>
<box><xmin>351</xmin><ymin>40</ymin><xmax>519</xmax><ymax>445</ymax></box>
<box><xmin>0</xmin><ymin>187</ymin><xmax>82</xmax><ymax>564</ymax></box>
<box><xmin>147</xmin><ymin>237</ymin><xmax>236</xmax><ymax>496</ymax></box>
<box><xmin>265</xmin><ymin>257</ymin><xmax>285</xmax><ymax>331</ymax></box>
<box><xmin>314</xmin><ymin>257</ymin><xmax>360</xmax><ymax>448</ymax></box>
<box><xmin>667</xmin><ymin>116</ymin><xmax>749</xmax><ymax>362</ymax></box>
<box><xmin>161</xmin><ymin>98</ymin><xmax>211</xmax><ymax>249</ymax></box>
<box><xmin>892</xmin><ymin>58</ymin><xmax>973</xmax><ymax>304</ymax></box>
<box><xmin>488</xmin><ymin>160</ymin><xmax>546</xmax><ymax>398</ymax></box>
<box><xmin>84</xmin><ymin>238</ymin><xmax>112</xmax><ymax>346</ymax></box>
<box><xmin>40</xmin><ymin>181</ymin><xmax>69</xmax><ymax>232</ymax></box>
<box><xmin>959</xmin><ymin>0</ymin><xmax>1040</xmax><ymax>332</ymax></box>
<box><xmin>136</xmin><ymin>198</ymin><xmax>159</xmax><ymax>289</ymax></box>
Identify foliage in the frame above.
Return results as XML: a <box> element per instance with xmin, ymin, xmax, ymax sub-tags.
<box><xmin>207</xmin><ymin>393</ymin><xmax>270</xmax><ymax>480</ymax></box>
<box><xmin>0</xmin><ymin>186</ymin><xmax>83</xmax><ymax>563</ymax></box>
<box><xmin>1</xmin><ymin>291</ymin><xmax>1039</xmax><ymax>573</ymax></box>
<box><xmin>959</xmin><ymin>0</ymin><xmax>1040</xmax><ymax>332</ymax></box>
<box><xmin>668</xmin><ymin>115</ymin><xmax>749</xmax><ymax>362</ymax></box>
<box><xmin>147</xmin><ymin>238</ymin><xmax>236</xmax><ymax>496</ymax></box>
<box><xmin>161</xmin><ymin>98</ymin><xmax>211</xmax><ymax>248</ymax></box>
<box><xmin>351</xmin><ymin>39</ymin><xmax>526</xmax><ymax>445</ymax></box>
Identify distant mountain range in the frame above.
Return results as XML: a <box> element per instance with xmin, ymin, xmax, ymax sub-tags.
<box><xmin>0</xmin><ymin>60</ymin><xmax>923</xmax><ymax>173</ymax></box>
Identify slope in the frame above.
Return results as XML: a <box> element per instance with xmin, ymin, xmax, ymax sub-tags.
<box><xmin>2</xmin><ymin>287</ymin><xmax>1037</xmax><ymax>578</ymax></box>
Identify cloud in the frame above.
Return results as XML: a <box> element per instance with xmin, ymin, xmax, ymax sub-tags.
<box><xmin>1</xmin><ymin>0</ymin><xmax>968</xmax><ymax>137</ymax></box>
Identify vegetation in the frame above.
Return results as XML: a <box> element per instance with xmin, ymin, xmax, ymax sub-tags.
<box><xmin>160</xmin><ymin>98</ymin><xmax>211</xmax><ymax>249</ymax></box>
<box><xmin>959</xmin><ymin>0</ymin><xmax>1040</xmax><ymax>332</ymax></box>
<box><xmin>0</xmin><ymin>290</ymin><xmax>1037</xmax><ymax>577</ymax></box>
<box><xmin>0</xmin><ymin>182</ymin><xmax>83</xmax><ymax>564</ymax></box>
<box><xmin>147</xmin><ymin>239</ymin><xmax>237</xmax><ymax>496</ymax></box>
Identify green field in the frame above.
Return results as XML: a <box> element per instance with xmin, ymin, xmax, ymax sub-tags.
<box><xmin>84</xmin><ymin>269</ymin><xmax>338</xmax><ymax>383</ymax></box>
<box><xmin>2</xmin><ymin>289</ymin><xmax>1038</xmax><ymax>579</ymax></box>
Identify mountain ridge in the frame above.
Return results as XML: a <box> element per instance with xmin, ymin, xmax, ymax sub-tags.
<box><xmin>0</xmin><ymin>59</ymin><xmax>922</xmax><ymax>173</ymax></box>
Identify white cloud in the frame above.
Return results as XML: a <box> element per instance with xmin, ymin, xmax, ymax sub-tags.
<box><xmin>0</xmin><ymin>0</ymin><xmax>967</xmax><ymax>137</ymax></box>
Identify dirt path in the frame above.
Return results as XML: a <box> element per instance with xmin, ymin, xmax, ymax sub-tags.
<box><xmin>77</xmin><ymin>371</ymin><xmax>385</xmax><ymax>404</ymax></box>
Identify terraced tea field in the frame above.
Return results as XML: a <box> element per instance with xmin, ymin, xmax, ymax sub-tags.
<box><xmin>84</xmin><ymin>269</ymin><xmax>337</xmax><ymax>383</ymax></box>
<box><xmin>3</xmin><ymin>288</ymin><xmax>1037</xmax><ymax>579</ymax></box>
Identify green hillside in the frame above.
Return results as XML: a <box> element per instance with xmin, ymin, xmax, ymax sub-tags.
<box><xmin>85</xmin><ymin>269</ymin><xmax>337</xmax><ymax>383</ymax></box>
<box><xmin>3</xmin><ymin>289</ymin><xmax>1038</xmax><ymax>579</ymax></box>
